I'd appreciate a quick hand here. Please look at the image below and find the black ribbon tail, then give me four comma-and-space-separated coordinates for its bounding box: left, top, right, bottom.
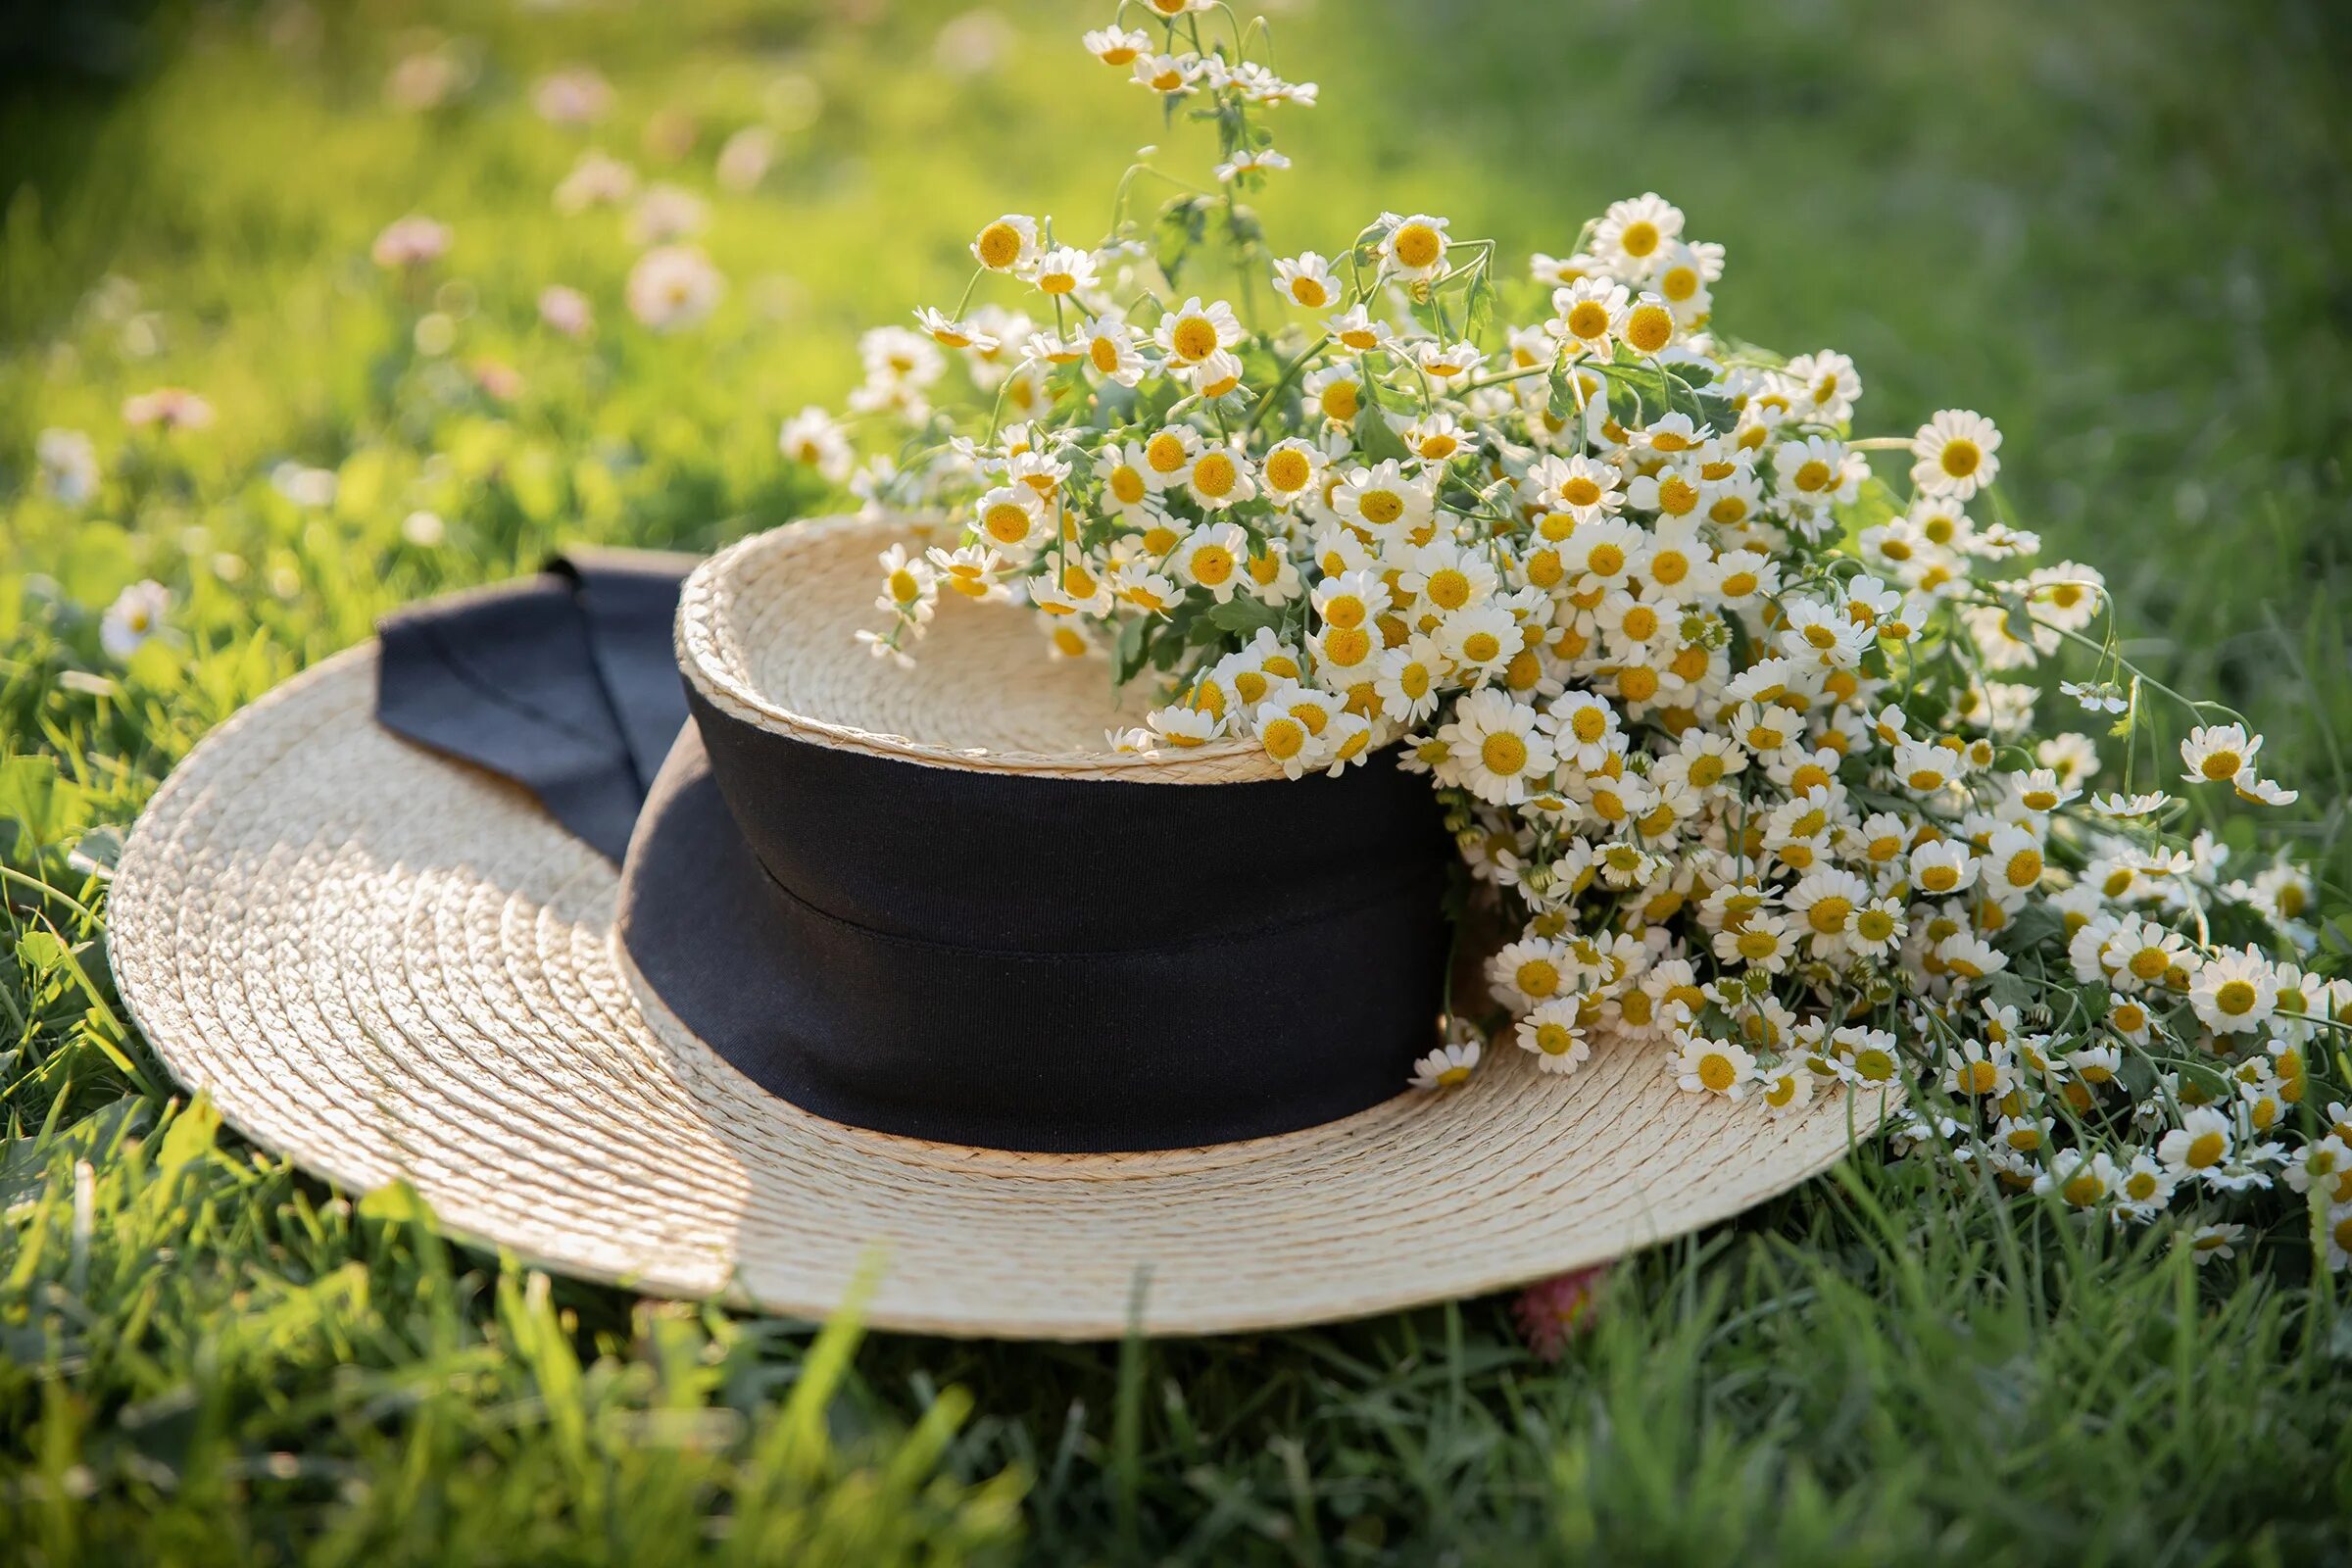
374, 551, 696, 862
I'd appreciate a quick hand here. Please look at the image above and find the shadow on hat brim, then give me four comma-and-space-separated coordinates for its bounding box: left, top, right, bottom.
110, 644, 1893, 1340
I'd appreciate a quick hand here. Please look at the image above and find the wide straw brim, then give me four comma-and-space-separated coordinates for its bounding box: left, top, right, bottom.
111, 534, 1891, 1340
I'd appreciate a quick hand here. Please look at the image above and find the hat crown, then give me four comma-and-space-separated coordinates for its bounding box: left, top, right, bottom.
680, 516, 1280, 782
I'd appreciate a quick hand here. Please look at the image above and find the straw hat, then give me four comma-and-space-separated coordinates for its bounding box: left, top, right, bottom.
110, 514, 1889, 1339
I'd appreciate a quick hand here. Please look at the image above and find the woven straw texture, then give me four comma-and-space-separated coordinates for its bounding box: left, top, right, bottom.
681, 515, 1284, 780
109, 518, 1891, 1340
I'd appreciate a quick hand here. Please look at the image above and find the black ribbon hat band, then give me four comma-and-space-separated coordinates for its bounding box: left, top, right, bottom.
377, 554, 1452, 1153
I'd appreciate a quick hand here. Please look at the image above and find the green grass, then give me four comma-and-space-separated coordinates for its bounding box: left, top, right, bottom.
4, 0, 2350, 1559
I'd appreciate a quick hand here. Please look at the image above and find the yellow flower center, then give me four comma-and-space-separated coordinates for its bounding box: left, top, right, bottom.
983, 502, 1032, 545
2214, 979, 2258, 1016
1265, 449, 1311, 492
1626, 304, 1673, 354
1793, 460, 1832, 493
1169, 315, 1220, 363
1191, 453, 1238, 498
1938, 439, 1981, 478
1356, 489, 1405, 526
1392, 222, 1442, 270
2006, 849, 2042, 888
1565, 301, 1610, 341
1262, 718, 1305, 760
1661, 265, 1697, 302
1322, 626, 1372, 667
975, 221, 1023, 270
1698, 1053, 1737, 1092
1146, 432, 1190, 473
2199, 750, 2241, 781
1461, 631, 1502, 664
1109, 466, 1147, 505
2185, 1130, 2226, 1169
1190, 545, 1235, 586
1587, 543, 1625, 576
1619, 220, 1660, 258
1806, 897, 1853, 936
1477, 738, 1533, 785
1090, 337, 1121, 374
1425, 567, 1472, 611
1516, 958, 1560, 998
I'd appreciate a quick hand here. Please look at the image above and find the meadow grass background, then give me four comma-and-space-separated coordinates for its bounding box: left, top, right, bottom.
3, 0, 2350, 1560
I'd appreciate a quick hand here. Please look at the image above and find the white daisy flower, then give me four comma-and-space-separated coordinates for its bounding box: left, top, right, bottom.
1438, 689, 1556, 806
100, 579, 171, 662
1514, 1002, 1592, 1075
1082, 26, 1151, 66
1409, 1037, 1481, 1091
1030, 246, 1100, 298
1153, 296, 1245, 365
1672, 1031, 1755, 1100
780, 407, 854, 483
1592, 192, 1684, 277
970, 214, 1042, 273
1909, 409, 2002, 500
1271, 252, 1339, 310
2188, 947, 2279, 1035
1375, 212, 1450, 281
1169, 521, 1249, 602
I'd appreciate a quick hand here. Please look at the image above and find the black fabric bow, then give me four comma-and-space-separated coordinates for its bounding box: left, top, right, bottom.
375, 551, 695, 862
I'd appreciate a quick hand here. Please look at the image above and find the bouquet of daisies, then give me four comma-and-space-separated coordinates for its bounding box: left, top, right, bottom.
777, 0, 2351, 1266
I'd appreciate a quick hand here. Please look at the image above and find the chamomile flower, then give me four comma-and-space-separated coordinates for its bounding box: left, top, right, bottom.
1214, 147, 1291, 182
1131, 52, 1203, 95
1153, 296, 1244, 365
1331, 461, 1435, 544
2181, 725, 2265, 788
1592, 193, 1683, 278
1376, 212, 1450, 281
1083, 26, 1151, 66
926, 543, 1010, 604
1909, 410, 2002, 500
973, 484, 1047, 551
100, 580, 171, 662
1270, 252, 1339, 310
1440, 689, 1556, 806
1029, 246, 1100, 299
1673, 1031, 1755, 1100
1514, 1002, 1592, 1074
1302, 364, 1364, 426
1440, 605, 1524, 688
1526, 453, 1624, 524
2189, 947, 2279, 1035
970, 214, 1041, 273
1258, 437, 1325, 506
1409, 1037, 1481, 1091
1170, 522, 1250, 602
1757, 1062, 1815, 1114
779, 407, 854, 483
1375, 636, 1446, 724
1180, 445, 1257, 511
1546, 277, 1629, 359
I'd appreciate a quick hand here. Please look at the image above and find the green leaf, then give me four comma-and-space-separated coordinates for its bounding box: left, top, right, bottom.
1463, 270, 1497, 345
1353, 400, 1412, 466
1202, 597, 1282, 637
1113, 615, 1154, 686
